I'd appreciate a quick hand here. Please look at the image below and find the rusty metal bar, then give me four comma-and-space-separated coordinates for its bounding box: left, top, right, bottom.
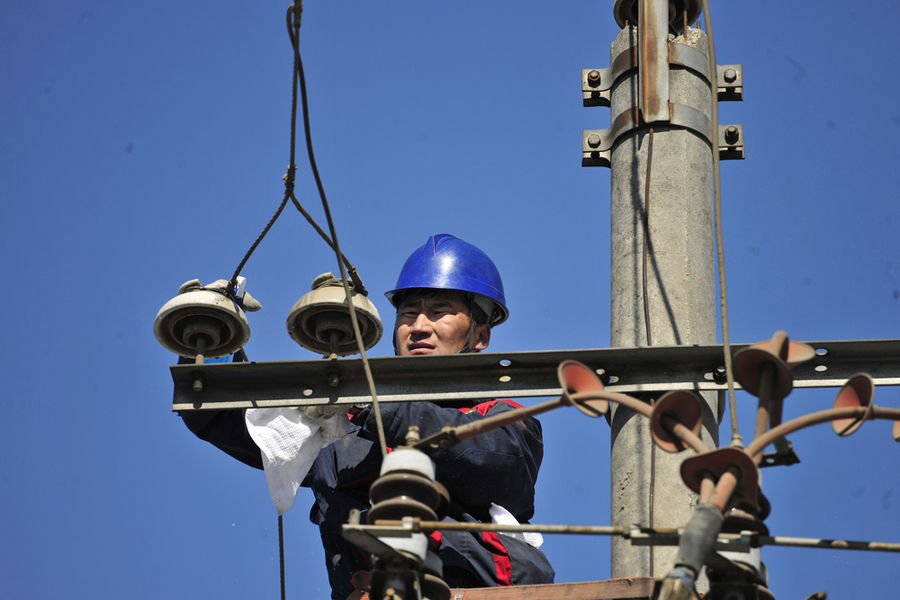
363, 519, 629, 537
709, 468, 740, 512
170, 339, 900, 411
660, 413, 710, 454
638, 0, 670, 122
345, 519, 900, 554
414, 388, 700, 457
746, 405, 900, 462
758, 536, 900, 553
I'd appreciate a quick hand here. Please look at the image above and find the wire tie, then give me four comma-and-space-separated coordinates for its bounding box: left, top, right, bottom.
283, 165, 297, 190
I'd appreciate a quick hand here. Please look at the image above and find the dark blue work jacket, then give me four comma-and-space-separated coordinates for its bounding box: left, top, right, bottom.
181, 397, 554, 599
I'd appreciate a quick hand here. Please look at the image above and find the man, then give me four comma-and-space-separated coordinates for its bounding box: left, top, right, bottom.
181, 234, 554, 599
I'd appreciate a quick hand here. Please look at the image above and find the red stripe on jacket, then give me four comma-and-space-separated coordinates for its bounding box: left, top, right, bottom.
459, 399, 524, 416
480, 531, 513, 586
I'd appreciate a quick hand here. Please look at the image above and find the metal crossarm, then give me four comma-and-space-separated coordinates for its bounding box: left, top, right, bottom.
171, 339, 900, 411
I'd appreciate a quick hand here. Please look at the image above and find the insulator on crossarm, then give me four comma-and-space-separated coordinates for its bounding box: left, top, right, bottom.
831, 373, 874, 437
154, 280, 250, 358
286, 272, 383, 356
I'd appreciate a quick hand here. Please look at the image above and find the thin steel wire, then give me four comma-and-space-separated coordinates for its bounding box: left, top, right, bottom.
287, 1, 387, 457
702, 0, 742, 447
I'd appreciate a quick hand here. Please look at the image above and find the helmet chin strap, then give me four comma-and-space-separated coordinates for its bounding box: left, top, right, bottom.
456, 320, 482, 354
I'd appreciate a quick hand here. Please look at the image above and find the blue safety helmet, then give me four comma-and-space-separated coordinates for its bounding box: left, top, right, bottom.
386, 234, 509, 326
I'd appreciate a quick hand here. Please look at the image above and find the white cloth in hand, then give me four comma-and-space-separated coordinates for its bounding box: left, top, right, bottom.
245, 406, 349, 514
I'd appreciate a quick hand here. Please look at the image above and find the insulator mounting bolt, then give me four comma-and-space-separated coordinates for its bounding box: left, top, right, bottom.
587, 70, 602, 87
724, 126, 740, 145
723, 68, 737, 83
587, 134, 602, 149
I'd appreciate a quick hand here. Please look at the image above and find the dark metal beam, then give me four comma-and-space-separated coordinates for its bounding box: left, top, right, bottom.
171, 339, 900, 411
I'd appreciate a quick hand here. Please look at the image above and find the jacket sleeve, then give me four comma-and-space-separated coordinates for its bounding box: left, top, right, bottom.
359, 401, 543, 521
302, 421, 383, 492
175, 352, 263, 469
179, 409, 263, 469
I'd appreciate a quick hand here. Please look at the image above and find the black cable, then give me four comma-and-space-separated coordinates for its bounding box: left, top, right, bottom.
288, 192, 366, 294
278, 514, 286, 600
226, 2, 367, 297
286, 1, 387, 455
229, 189, 291, 293
227, 20, 302, 293
284, 4, 367, 296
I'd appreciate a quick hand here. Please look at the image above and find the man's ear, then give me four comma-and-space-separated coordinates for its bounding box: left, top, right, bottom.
472, 323, 491, 352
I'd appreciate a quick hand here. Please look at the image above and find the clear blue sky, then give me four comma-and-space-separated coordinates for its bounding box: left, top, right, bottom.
2, 1, 898, 598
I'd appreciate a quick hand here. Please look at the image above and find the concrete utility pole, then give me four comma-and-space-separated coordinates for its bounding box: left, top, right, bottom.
582, 0, 744, 579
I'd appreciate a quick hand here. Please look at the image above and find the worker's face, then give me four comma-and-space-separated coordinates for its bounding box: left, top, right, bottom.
394, 291, 491, 356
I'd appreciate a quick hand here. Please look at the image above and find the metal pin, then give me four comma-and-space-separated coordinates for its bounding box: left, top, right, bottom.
193, 337, 207, 392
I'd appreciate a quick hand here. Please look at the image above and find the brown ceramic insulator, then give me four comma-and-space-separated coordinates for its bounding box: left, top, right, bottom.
680, 447, 760, 512
831, 373, 875, 437
733, 346, 792, 399
557, 360, 608, 418
733, 331, 815, 397
650, 390, 703, 453
784, 341, 817, 367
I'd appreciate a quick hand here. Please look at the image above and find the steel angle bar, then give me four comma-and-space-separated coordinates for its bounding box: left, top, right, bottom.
170, 339, 900, 411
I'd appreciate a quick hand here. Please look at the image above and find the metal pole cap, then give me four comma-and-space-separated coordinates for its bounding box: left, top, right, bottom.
613, 0, 702, 35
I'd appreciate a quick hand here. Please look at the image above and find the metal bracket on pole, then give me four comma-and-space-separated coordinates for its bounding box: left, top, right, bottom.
717, 64, 743, 101
582, 46, 743, 106
719, 123, 745, 160
582, 16, 745, 169
583, 104, 744, 165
